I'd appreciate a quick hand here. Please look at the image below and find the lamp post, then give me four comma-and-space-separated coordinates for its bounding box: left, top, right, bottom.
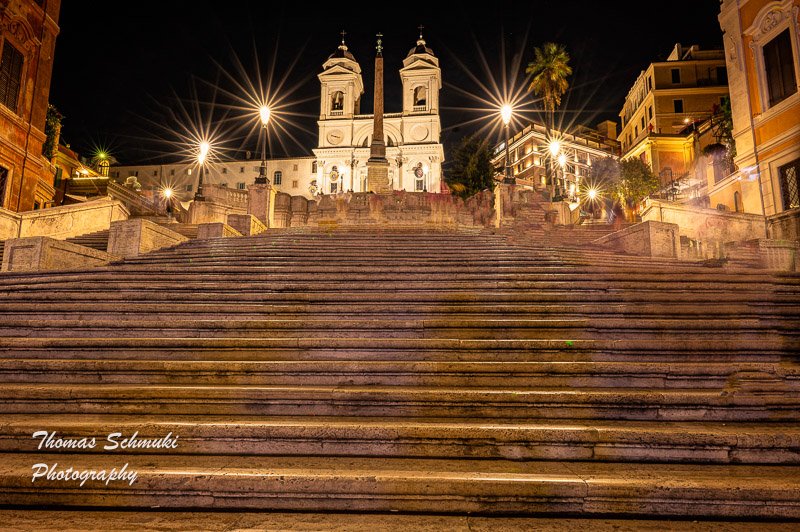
548, 139, 561, 200
162, 187, 174, 220
255, 105, 271, 184
500, 104, 514, 184
194, 141, 210, 201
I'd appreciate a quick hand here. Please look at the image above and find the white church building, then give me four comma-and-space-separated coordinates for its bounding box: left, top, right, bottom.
111, 33, 445, 201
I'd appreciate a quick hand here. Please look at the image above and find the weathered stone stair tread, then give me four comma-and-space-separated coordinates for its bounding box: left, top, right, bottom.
3, 415, 798, 463
3, 359, 794, 389
2, 383, 797, 421
2, 454, 800, 517
2, 511, 795, 532
1, 301, 798, 319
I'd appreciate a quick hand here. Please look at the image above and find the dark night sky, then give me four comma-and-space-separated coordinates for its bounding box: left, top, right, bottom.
49, 1, 724, 165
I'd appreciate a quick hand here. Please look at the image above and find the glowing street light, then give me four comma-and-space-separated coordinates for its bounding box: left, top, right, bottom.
548, 140, 561, 157
500, 105, 512, 126
255, 104, 271, 185
194, 141, 211, 201
558, 153, 567, 167
162, 187, 173, 199
588, 188, 598, 201
500, 104, 514, 184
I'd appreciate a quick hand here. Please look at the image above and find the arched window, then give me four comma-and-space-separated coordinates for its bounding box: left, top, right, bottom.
331, 91, 344, 112
734, 191, 742, 212
413, 86, 427, 107
311, 161, 318, 173
273, 171, 282, 185
387, 136, 395, 147
362, 137, 369, 148
413, 163, 425, 191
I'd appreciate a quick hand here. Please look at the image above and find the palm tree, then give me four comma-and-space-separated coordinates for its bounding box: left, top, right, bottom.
526, 43, 572, 198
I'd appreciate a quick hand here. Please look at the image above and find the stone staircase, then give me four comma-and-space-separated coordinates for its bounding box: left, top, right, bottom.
64, 229, 110, 251
0, 227, 799, 523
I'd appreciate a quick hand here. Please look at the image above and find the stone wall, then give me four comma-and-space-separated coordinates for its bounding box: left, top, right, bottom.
0, 198, 129, 241
107, 219, 188, 258
593, 221, 680, 258
641, 199, 767, 258
1, 236, 116, 273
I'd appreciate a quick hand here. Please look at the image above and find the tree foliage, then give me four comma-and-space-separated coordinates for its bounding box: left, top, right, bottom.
614, 158, 660, 206
526, 43, 572, 128
42, 105, 63, 160
588, 156, 620, 188
446, 136, 496, 199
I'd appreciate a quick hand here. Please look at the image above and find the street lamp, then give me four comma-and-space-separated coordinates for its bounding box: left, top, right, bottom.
194, 141, 210, 201
255, 105, 271, 184
500, 104, 514, 184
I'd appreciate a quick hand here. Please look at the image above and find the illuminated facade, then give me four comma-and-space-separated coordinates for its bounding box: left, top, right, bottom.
717, 0, 800, 218
490, 120, 620, 195
0, 0, 61, 212
618, 44, 730, 197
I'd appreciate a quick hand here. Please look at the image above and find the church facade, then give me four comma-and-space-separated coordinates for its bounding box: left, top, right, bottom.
111, 33, 445, 201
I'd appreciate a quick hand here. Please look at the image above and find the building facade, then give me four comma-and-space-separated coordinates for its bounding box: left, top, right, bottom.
112, 33, 445, 200
313, 34, 444, 195
718, 0, 800, 217
0, 0, 60, 212
491, 120, 621, 198
618, 44, 729, 195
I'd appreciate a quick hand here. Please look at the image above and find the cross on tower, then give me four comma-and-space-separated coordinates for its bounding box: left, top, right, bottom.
418, 25, 425, 40
340, 30, 347, 45
376, 32, 383, 53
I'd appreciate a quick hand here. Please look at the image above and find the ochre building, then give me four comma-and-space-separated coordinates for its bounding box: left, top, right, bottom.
0, 0, 60, 212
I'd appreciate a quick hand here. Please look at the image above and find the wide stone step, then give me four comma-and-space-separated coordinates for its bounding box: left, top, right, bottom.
0, 270, 792, 286
1, 454, 799, 517
1, 384, 796, 420
0, 321, 791, 340
0, 337, 793, 362
0, 301, 797, 319
2, 511, 793, 532
2, 415, 798, 464
1, 359, 793, 389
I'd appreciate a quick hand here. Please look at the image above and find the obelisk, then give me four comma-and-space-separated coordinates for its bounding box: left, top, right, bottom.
366, 33, 392, 193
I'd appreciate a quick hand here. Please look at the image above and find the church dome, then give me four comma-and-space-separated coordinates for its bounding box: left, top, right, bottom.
329, 33, 357, 62
407, 37, 434, 57
329, 43, 356, 62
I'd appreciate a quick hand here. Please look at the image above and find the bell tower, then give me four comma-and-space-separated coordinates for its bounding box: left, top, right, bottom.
400, 27, 441, 116
318, 32, 364, 121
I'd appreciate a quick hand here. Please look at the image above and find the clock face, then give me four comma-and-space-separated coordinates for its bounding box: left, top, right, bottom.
327, 130, 344, 145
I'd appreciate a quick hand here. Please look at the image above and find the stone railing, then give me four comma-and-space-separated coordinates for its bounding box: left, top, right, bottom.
641, 199, 767, 259
767, 208, 800, 242
204, 184, 249, 208
269, 190, 495, 229
107, 180, 160, 217
0, 198, 130, 241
